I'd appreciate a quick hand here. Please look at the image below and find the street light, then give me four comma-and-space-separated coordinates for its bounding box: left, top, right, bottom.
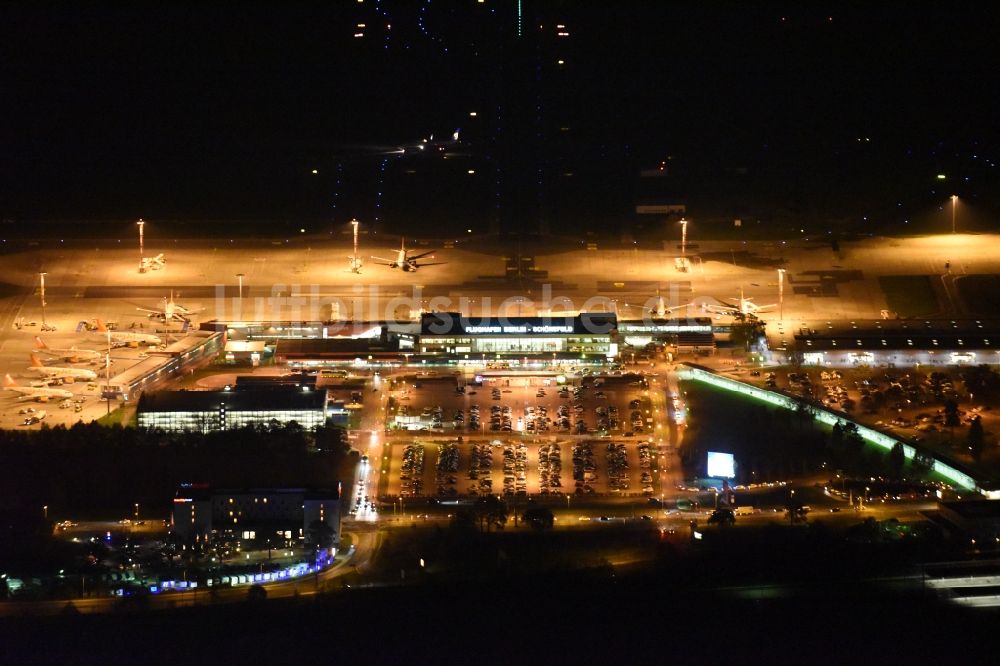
38, 272, 48, 330
679, 218, 688, 257
236, 273, 245, 316
136, 219, 145, 271
777, 268, 786, 321
950, 195, 958, 234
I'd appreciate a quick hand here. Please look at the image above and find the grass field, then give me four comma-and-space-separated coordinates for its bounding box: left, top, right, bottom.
878, 275, 940, 317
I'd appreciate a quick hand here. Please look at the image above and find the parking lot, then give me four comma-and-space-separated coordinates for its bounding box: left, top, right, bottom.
389, 372, 653, 437
381, 437, 661, 499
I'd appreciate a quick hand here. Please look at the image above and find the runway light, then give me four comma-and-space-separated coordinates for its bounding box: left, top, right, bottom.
936, 174, 947, 180
311, 169, 318, 174
467, 169, 476, 174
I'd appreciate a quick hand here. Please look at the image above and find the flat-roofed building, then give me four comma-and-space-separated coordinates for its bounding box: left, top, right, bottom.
137, 387, 328, 431
419, 312, 618, 358
171, 484, 340, 548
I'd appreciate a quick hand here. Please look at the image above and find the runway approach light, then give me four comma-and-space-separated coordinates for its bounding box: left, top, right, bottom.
311, 169, 319, 174
936, 174, 947, 180
469, 111, 477, 117
468, 169, 476, 174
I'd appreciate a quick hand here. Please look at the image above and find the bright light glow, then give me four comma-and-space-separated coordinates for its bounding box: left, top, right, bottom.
707, 451, 735, 478
937, 174, 947, 179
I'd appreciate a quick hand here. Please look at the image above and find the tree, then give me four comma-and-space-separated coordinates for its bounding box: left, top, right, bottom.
785, 498, 808, 525
944, 399, 960, 428
521, 506, 554, 530
306, 520, 335, 550
708, 508, 735, 527
449, 508, 477, 533
911, 452, 934, 475
961, 365, 1000, 403
968, 416, 985, 462
887, 442, 905, 478
474, 496, 508, 532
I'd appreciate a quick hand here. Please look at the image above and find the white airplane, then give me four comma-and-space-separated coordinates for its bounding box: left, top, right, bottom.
24, 353, 98, 383
140, 253, 165, 272
136, 290, 202, 322
624, 290, 686, 318
371, 239, 445, 272
677, 288, 775, 318
700, 288, 776, 317
34, 336, 102, 363
4, 374, 74, 401
95, 320, 162, 347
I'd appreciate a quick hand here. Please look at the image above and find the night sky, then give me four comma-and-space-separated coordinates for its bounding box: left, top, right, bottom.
1, 2, 998, 235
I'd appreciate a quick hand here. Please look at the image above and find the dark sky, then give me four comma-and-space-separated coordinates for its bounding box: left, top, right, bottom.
1, 1, 998, 234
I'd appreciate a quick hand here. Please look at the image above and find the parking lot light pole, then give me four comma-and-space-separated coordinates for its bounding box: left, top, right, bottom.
951, 195, 958, 234
777, 268, 786, 321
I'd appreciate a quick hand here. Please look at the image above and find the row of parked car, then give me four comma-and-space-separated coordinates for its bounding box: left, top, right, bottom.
435, 443, 459, 496
502, 442, 528, 495
538, 443, 563, 493
399, 444, 425, 496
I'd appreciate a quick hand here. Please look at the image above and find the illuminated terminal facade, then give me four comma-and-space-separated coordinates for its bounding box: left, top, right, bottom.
418, 312, 618, 358
137, 388, 328, 432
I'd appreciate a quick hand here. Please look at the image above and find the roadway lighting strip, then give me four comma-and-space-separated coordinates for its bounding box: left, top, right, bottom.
675, 365, 981, 494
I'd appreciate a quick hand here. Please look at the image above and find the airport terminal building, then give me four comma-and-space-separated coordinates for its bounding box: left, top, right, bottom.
417, 312, 619, 358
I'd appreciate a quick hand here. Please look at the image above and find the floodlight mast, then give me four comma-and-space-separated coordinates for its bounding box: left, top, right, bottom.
137, 219, 145, 272
350, 218, 362, 273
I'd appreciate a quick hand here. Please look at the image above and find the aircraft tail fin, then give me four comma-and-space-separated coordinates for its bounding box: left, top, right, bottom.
4, 373, 17, 388
34, 336, 48, 350
29, 353, 43, 367
95, 319, 108, 333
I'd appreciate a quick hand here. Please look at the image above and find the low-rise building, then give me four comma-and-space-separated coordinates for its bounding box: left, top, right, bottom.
171, 484, 341, 549
137, 387, 328, 431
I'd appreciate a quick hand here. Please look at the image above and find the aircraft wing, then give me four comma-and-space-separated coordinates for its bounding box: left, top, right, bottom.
136, 307, 165, 316
370, 256, 397, 265
414, 261, 447, 267
408, 250, 437, 260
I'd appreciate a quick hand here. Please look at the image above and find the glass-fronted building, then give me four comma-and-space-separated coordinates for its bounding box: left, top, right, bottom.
418, 312, 618, 358
138, 388, 328, 431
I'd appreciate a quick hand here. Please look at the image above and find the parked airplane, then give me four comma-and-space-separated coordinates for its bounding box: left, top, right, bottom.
624, 290, 686, 318
371, 239, 444, 272
669, 288, 775, 318
4, 374, 74, 401
94, 320, 162, 347
698, 288, 776, 317
24, 354, 98, 383
140, 253, 165, 272
34, 337, 102, 363
136, 290, 202, 322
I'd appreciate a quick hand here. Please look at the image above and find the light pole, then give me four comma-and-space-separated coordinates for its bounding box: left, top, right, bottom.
679, 218, 688, 258
950, 195, 958, 234
38, 272, 48, 329
777, 268, 786, 322
236, 273, 245, 317
137, 218, 145, 271
43, 505, 48, 520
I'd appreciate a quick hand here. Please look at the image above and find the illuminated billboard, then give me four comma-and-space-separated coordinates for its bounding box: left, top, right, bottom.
707, 451, 735, 479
